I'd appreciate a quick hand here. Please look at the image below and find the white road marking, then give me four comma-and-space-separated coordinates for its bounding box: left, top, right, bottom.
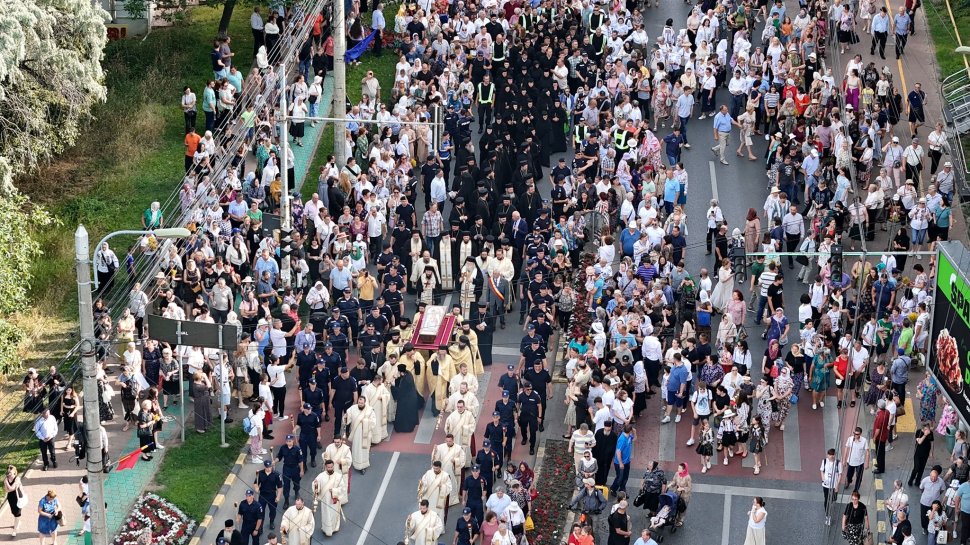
709, 161, 719, 201
720, 493, 733, 545
354, 451, 400, 545
693, 482, 817, 501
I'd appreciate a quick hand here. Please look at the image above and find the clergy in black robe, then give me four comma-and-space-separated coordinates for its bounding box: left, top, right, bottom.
534, 113, 554, 168
592, 421, 618, 485
549, 100, 569, 154
472, 302, 494, 367
391, 365, 421, 433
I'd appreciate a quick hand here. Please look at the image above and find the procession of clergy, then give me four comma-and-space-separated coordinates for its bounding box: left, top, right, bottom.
277, 308, 499, 545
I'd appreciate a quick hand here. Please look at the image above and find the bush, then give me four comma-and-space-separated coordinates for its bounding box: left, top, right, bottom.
0, 319, 25, 377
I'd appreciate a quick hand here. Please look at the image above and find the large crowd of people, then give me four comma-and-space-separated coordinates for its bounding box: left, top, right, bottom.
10, 0, 964, 543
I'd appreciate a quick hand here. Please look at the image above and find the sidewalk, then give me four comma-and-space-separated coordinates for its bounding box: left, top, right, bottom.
0, 396, 183, 544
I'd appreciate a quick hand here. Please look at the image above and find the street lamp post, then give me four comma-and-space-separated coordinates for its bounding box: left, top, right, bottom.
76, 225, 190, 545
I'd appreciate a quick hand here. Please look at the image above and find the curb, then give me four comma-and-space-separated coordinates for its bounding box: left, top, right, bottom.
188, 451, 247, 545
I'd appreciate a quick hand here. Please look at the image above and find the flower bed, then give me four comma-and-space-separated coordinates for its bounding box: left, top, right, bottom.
528, 439, 575, 545
112, 493, 196, 545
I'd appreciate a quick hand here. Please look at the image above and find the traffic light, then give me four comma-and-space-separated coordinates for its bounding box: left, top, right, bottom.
729, 244, 747, 283
830, 243, 843, 278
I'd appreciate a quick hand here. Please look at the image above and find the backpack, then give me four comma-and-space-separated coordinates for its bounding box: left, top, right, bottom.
242, 416, 253, 434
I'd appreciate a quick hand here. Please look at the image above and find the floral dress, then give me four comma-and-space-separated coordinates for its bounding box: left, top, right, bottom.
918, 378, 939, 424
772, 372, 794, 425
809, 354, 832, 392
864, 366, 888, 407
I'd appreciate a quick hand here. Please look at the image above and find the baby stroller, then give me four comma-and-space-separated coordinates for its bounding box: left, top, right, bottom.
648, 491, 684, 540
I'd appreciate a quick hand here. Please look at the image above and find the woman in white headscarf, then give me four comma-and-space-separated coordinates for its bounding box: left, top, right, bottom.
591, 322, 607, 360
255, 45, 269, 70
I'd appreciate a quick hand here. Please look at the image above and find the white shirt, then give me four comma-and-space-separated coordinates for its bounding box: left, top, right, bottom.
267, 364, 287, 388
641, 336, 663, 361
592, 406, 612, 432
850, 347, 870, 373
611, 398, 634, 423
821, 457, 841, 487
690, 388, 712, 416
845, 436, 868, 466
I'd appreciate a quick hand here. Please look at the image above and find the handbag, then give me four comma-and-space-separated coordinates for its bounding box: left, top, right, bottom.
938, 528, 950, 544
524, 515, 535, 532
796, 254, 809, 266
15, 487, 27, 509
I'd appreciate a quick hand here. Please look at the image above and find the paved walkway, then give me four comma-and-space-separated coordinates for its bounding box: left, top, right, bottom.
0, 396, 181, 544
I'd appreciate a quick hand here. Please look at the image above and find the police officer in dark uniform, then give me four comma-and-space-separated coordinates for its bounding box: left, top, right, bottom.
254, 459, 283, 529
517, 381, 542, 455
275, 435, 305, 509
494, 390, 517, 457
364, 306, 389, 335
320, 342, 342, 381
523, 360, 552, 432
329, 324, 350, 362
474, 440, 501, 495
463, 465, 488, 525
483, 413, 509, 467
330, 367, 358, 438
237, 489, 265, 545
358, 323, 384, 368
325, 307, 350, 340
497, 365, 519, 399
293, 403, 321, 467
454, 507, 480, 545
295, 344, 318, 390
302, 375, 328, 424
337, 288, 363, 343
519, 335, 546, 373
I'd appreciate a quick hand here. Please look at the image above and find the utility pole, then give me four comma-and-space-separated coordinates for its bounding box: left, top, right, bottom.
333, 0, 348, 167
75, 225, 109, 545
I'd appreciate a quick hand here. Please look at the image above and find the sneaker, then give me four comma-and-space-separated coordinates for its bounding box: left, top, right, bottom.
238, 403, 249, 409
825, 516, 831, 526
684, 143, 692, 149
707, 462, 712, 470
686, 438, 695, 446
812, 403, 817, 410
723, 458, 729, 465
251, 456, 264, 464
259, 449, 268, 455
675, 414, 682, 423
820, 401, 825, 408
661, 416, 671, 424
156, 445, 165, 449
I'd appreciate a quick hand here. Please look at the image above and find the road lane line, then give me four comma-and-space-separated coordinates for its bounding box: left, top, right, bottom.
720, 494, 733, 545
824, 396, 840, 450
354, 451, 400, 545
783, 402, 802, 471
709, 161, 719, 201
693, 482, 817, 501
659, 417, 677, 461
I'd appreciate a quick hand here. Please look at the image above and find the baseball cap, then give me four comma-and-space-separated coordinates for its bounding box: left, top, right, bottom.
463, 507, 472, 514
303, 403, 312, 410
502, 390, 510, 397
245, 489, 255, 496
263, 460, 273, 467
286, 434, 295, 440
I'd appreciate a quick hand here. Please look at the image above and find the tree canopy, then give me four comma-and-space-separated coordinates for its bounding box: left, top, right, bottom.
0, 0, 109, 193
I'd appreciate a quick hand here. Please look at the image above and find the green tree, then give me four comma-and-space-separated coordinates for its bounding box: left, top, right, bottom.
0, 0, 109, 189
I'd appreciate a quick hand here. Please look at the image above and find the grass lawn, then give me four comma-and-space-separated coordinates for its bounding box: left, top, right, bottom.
154, 425, 249, 521
924, 0, 970, 81
18, 6, 253, 322
302, 6, 399, 198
